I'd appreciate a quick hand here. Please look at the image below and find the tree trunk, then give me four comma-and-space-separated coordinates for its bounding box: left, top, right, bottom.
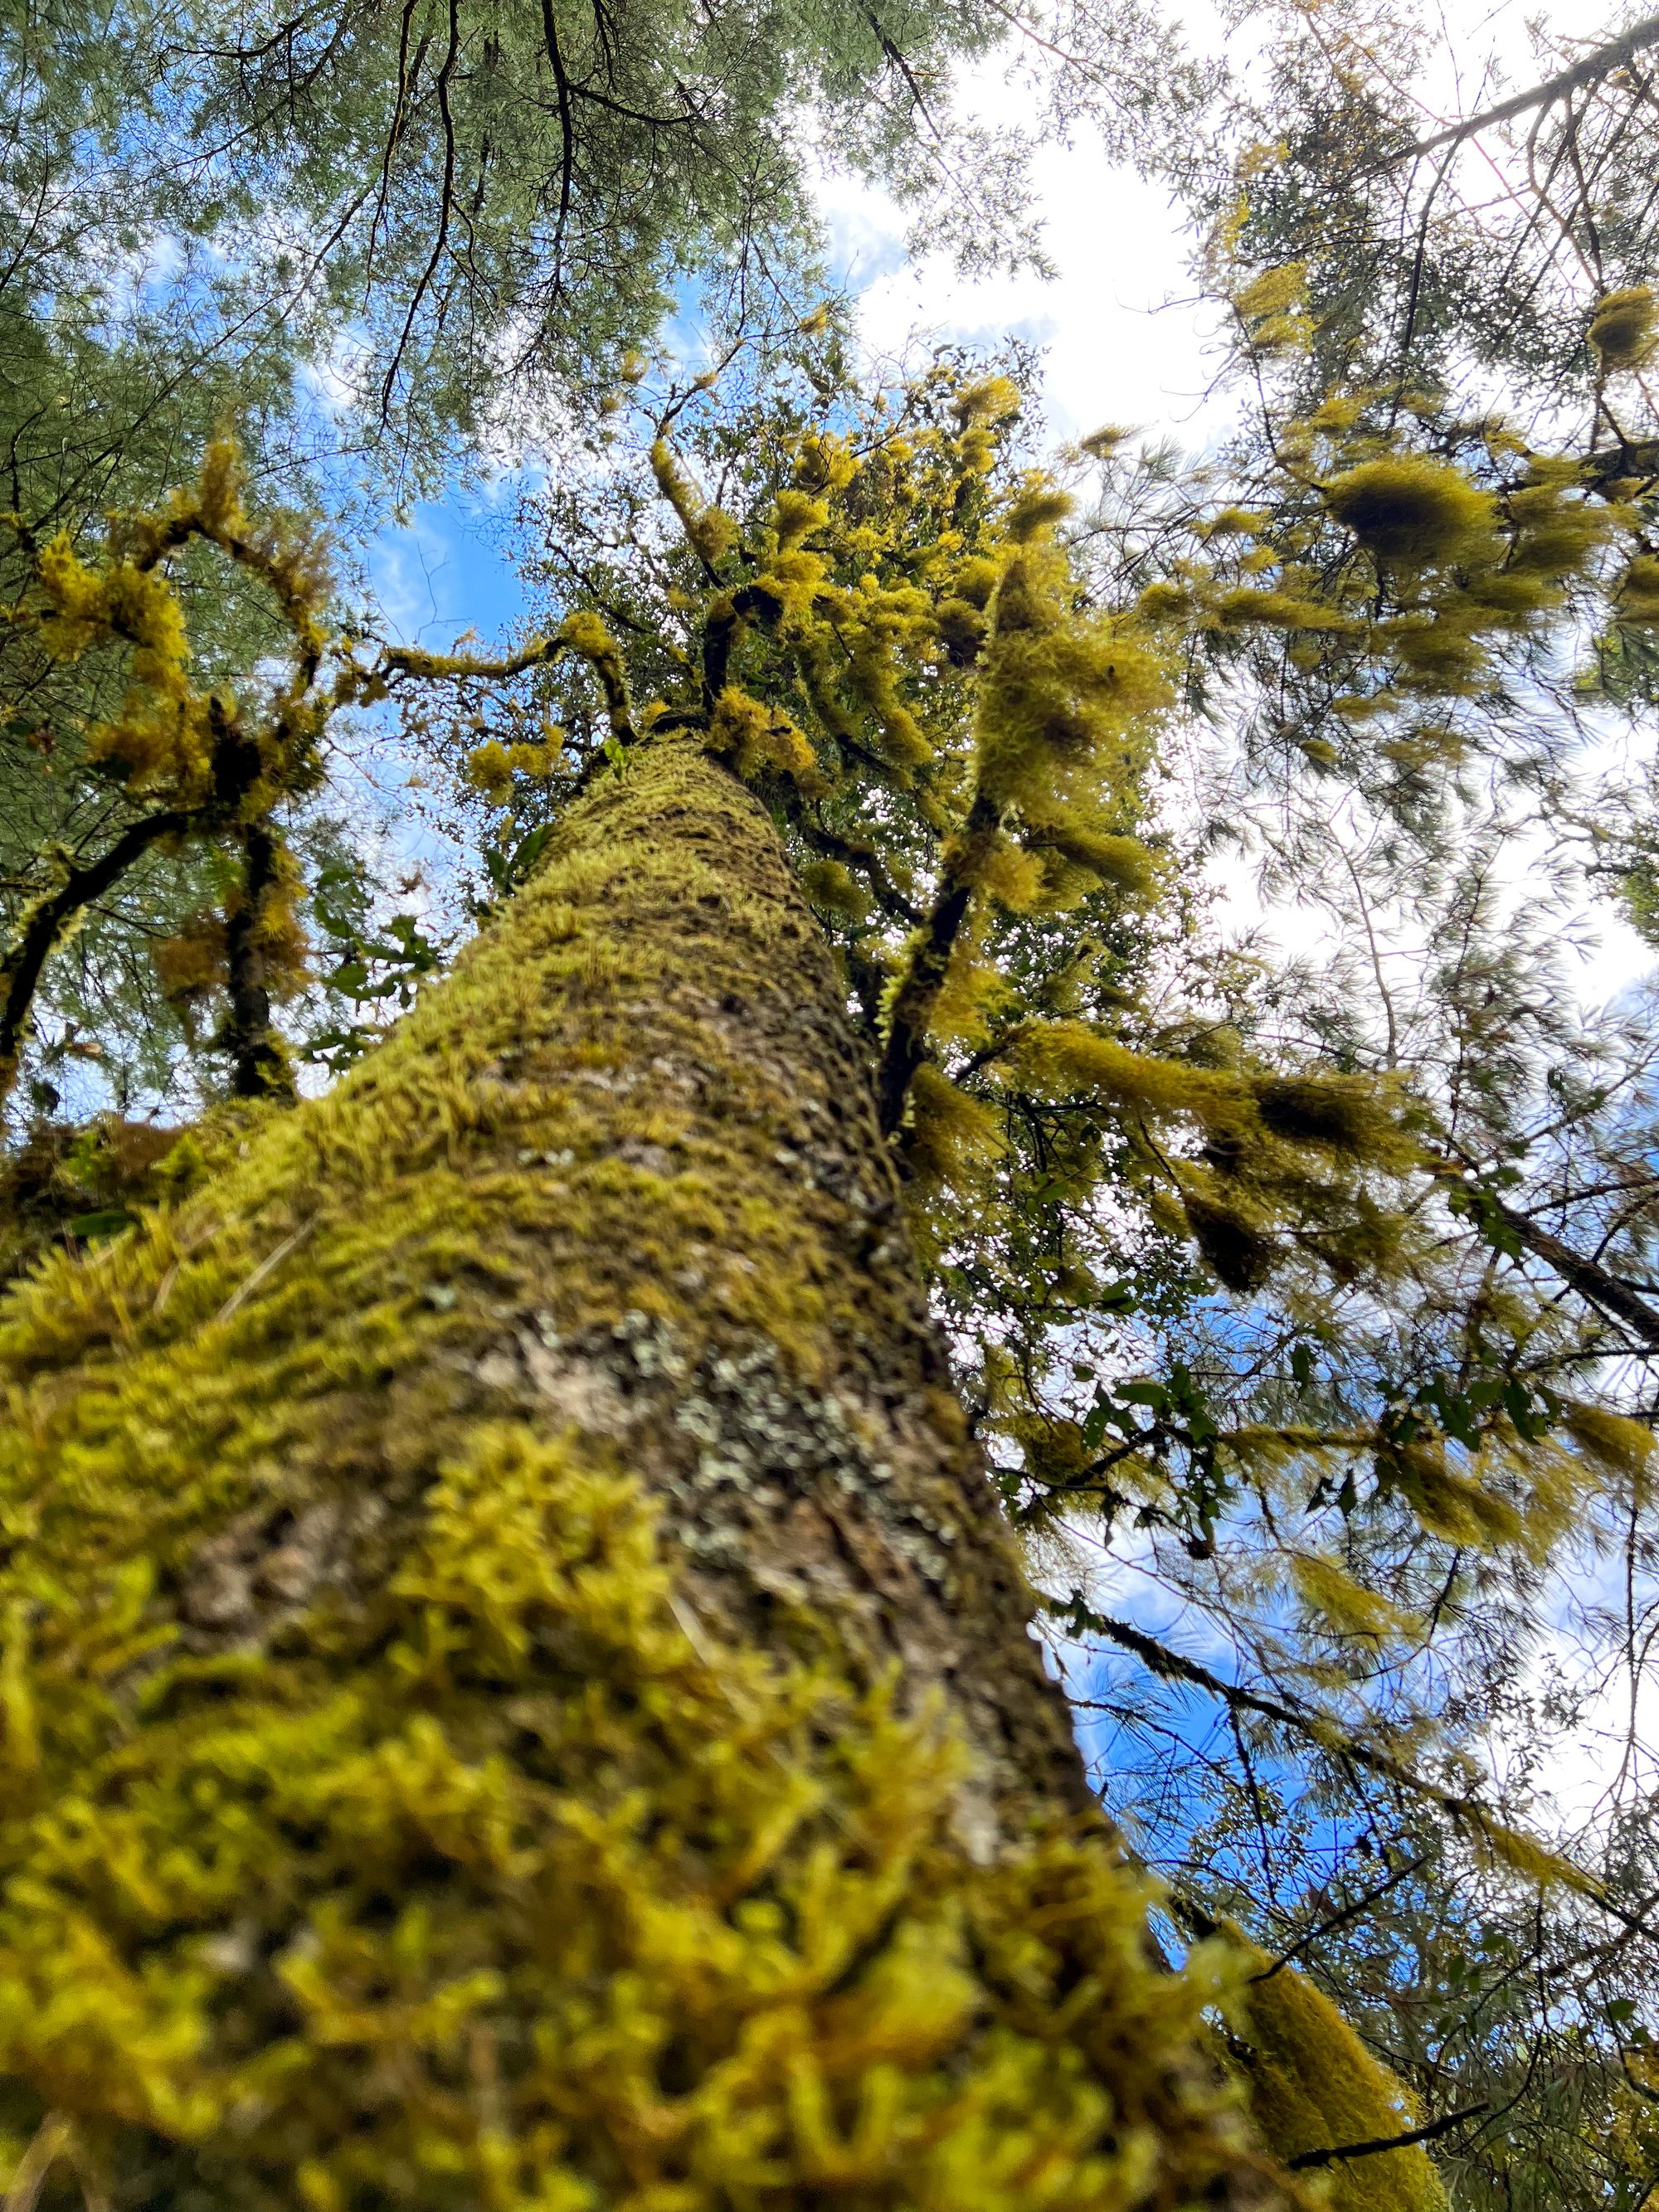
0, 740, 1265, 2210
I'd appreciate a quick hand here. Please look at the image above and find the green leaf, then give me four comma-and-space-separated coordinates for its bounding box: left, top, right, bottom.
66, 1208, 136, 1244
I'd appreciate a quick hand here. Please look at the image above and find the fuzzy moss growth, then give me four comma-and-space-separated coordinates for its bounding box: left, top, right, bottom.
1322, 458, 1496, 568
1562, 1398, 1654, 1487
1226, 1939, 1447, 2212
0, 1411, 1253, 2210
0, 737, 1272, 2212
1589, 285, 1657, 370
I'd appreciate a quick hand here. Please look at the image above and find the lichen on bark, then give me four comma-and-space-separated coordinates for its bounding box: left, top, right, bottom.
0, 737, 1278, 2211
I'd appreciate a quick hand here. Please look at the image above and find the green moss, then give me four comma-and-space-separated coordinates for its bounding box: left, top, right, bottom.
1562, 1399, 1653, 1488
1226, 1938, 1447, 2212
1179, 1189, 1276, 1296
1589, 286, 1657, 370
0, 1412, 1251, 2210
1322, 459, 1495, 568
1376, 1442, 1524, 1549
974, 547, 1168, 814
1253, 1076, 1404, 1159
1617, 554, 1659, 625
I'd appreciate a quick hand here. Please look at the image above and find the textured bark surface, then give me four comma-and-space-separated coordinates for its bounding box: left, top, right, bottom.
0, 738, 1267, 2210
469, 742, 1093, 1826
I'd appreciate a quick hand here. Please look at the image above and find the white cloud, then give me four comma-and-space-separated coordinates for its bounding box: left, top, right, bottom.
815, 95, 1237, 451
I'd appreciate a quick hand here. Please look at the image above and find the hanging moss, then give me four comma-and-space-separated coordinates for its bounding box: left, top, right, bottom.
1253, 1075, 1407, 1160
1588, 285, 1657, 370
1290, 1555, 1421, 1650
1225, 1937, 1447, 2212
1232, 264, 1311, 357
974, 546, 1168, 814
797, 858, 871, 921
1180, 1189, 1276, 1295
1561, 1399, 1653, 1489
1376, 1441, 1525, 1548
1321, 458, 1496, 567
1616, 553, 1659, 625
904, 1062, 1006, 1185
1024, 823, 1160, 901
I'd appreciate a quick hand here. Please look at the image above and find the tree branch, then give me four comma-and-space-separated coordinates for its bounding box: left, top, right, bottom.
873, 795, 997, 1135
1287, 2100, 1491, 2170
1405, 15, 1659, 158
1248, 1855, 1429, 1983
1487, 1184, 1659, 1349
1063, 1600, 1647, 1932
0, 812, 190, 1104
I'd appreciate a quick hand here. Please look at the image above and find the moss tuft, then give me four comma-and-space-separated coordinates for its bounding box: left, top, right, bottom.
1253, 1075, 1404, 1159
1225, 1936, 1447, 2212
1378, 1442, 1525, 1548
1180, 1190, 1276, 1295
1322, 458, 1496, 567
1589, 285, 1657, 370
1562, 1399, 1652, 1489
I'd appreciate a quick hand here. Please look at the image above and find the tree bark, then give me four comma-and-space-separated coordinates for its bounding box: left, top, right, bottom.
1493, 1195, 1659, 1349
221, 820, 297, 1101
0, 739, 1266, 2210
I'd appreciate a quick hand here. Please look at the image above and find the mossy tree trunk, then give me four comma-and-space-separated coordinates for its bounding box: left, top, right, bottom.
0, 740, 1262, 2210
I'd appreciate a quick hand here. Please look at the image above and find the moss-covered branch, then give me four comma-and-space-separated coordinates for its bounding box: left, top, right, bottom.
220, 819, 298, 1100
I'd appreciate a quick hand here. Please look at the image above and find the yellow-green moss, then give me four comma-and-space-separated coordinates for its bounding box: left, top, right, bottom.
1322, 459, 1496, 569
1291, 1555, 1421, 1650
0, 1414, 1249, 2210
1589, 286, 1657, 370
1226, 1939, 1447, 2212
1562, 1399, 1653, 1488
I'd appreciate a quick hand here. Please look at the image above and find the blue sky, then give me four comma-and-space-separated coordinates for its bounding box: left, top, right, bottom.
369, 488, 532, 652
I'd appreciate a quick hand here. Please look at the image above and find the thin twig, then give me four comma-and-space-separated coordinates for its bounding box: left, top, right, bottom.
211, 1218, 317, 1329
1404, 16, 1659, 158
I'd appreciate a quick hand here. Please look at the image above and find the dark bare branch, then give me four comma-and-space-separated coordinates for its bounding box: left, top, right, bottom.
0, 811, 190, 1099
875, 789, 999, 1135
1287, 2101, 1491, 2171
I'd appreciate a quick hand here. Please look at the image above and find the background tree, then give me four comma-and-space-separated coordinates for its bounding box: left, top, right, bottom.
972, 7, 1659, 2199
